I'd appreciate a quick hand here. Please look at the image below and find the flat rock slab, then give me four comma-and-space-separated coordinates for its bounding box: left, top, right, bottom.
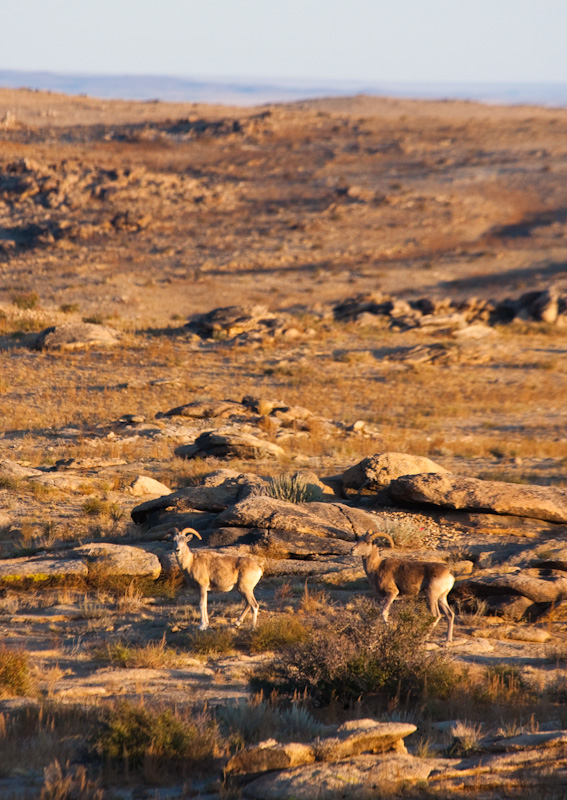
390, 472, 567, 523
315, 720, 417, 760
461, 570, 567, 603
0, 556, 88, 583
33, 322, 120, 351
243, 754, 440, 799
73, 543, 161, 579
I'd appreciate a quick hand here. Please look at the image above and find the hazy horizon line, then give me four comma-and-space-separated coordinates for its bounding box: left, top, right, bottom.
1, 68, 567, 107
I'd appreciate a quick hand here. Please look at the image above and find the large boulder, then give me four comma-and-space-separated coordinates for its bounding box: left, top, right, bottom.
129, 476, 172, 497
342, 452, 447, 494
33, 322, 120, 351
225, 740, 315, 778
175, 431, 285, 461
389, 472, 567, 523
73, 543, 161, 579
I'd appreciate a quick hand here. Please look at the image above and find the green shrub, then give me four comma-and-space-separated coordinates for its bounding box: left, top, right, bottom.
250, 602, 461, 707
0, 648, 33, 697
265, 473, 323, 503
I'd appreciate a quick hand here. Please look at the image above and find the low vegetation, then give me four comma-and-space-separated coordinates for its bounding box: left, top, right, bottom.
250, 601, 462, 708
92, 701, 221, 778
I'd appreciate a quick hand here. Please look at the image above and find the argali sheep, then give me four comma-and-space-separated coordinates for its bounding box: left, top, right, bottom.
169, 527, 263, 631
352, 531, 455, 642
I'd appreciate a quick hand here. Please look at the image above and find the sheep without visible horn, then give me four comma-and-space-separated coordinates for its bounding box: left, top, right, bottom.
170, 527, 263, 630
352, 530, 455, 642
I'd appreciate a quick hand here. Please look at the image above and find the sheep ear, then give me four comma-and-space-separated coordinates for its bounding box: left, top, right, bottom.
164, 527, 180, 541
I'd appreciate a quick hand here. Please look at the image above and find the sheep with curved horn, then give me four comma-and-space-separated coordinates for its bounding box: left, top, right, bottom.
169, 527, 263, 631
352, 530, 455, 642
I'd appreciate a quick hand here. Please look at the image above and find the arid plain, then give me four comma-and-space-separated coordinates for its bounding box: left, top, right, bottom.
1, 87, 567, 798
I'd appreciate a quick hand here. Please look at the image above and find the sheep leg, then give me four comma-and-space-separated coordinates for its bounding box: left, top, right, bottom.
427, 595, 443, 631
380, 588, 398, 623
438, 595, 455, 642
235, 589, 259, 628
199, 585, 209, 631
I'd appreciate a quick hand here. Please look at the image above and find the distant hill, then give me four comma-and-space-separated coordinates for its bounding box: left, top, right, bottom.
1, 69, 566, 107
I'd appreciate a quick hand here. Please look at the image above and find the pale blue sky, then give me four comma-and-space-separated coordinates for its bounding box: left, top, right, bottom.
2, 0, 566, 84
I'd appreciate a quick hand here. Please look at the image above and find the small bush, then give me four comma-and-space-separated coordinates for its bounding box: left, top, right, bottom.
40, 759, 103, 800
59, 303, 80, 314
92, 700, 220, 775
11, 291, 39, 310
250, 603, 462, 707
265, 473, 323, 503
247, 616, 310, 653
81, 498, 121, 519
0, 648, 33, 697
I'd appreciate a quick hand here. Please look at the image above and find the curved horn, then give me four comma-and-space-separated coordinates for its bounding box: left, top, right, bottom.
368, 530, 395, 548
179, 527, 202, 540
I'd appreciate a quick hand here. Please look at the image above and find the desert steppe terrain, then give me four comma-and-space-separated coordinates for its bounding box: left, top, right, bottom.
1, 87, 567, 798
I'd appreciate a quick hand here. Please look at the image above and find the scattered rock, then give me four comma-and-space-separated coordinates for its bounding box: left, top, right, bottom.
175, 431, 286, 461
159, 399, 243, 419
129, 476, 172, 497
33, 322, 120, 351
225, 740, 315, 778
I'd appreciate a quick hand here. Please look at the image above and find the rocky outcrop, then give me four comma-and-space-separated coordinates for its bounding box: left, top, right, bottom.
131, 470, 267, 526
215, 496, 377, 542
186, 304, 303, 344
243, 754, 438, 799
389, 472, 567, 523
225, 719, 416, 782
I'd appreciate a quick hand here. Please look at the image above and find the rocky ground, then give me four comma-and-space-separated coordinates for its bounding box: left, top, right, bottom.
0, 88, 567, 798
